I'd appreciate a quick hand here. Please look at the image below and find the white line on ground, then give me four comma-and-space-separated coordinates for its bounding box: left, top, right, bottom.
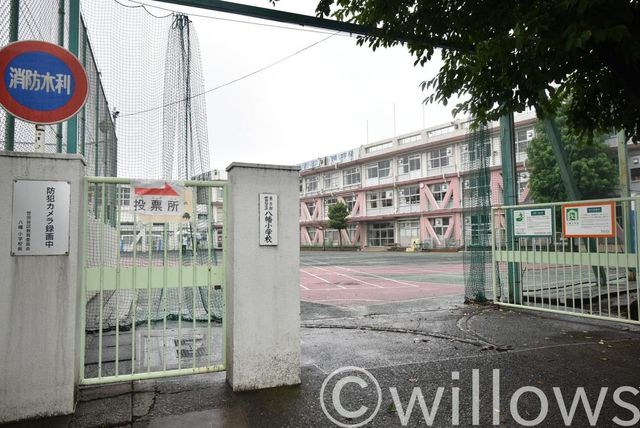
300, 285, 417, 291
300, 268, 332, 284
305, 263, 385, 288
306, 258, 425, 288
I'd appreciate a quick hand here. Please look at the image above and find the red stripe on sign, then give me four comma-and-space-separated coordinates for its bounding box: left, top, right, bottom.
134, 184, 179, 196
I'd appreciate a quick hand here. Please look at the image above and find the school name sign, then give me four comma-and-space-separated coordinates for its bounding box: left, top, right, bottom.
0, 40, 88, 124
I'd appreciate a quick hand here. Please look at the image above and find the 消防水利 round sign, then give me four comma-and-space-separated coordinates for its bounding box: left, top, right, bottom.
0, 40, 88, 124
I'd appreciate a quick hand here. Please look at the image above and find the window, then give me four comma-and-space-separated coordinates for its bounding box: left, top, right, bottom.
430, 217, 450, 238
398, 134, 421, 145
516, 128, 534, 153
323, 172, 339, 190
399, 186, 420, 206
367, 164, 378, 179
463, 140, 491, 163
343, 195, 356, 213
466, 214, 491, 246
518, 172, 529, 197
367, 190, 393, 209
367, 222, 395, 246
428, 125, 455, 138
120, 187, 131, 206
365, 141, 393, 153
366, 160, 391, 179
464, 176, 487, 193
346, 224, 358, 242
398, 153, 421, 174
378, 160, 391, 177
305, 201, 316, 217
429, 147, 451, 168
305, 176, 318, 192
430, 183, 449, 202
343, 167, 361, 186
299, 159, 321, 171
324, 197, 338, 217
398, 220, 420, 247
299, 179, 303, 193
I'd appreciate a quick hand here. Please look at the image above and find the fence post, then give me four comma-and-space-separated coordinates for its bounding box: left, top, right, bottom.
224, 163, 301, 391
500, 112, 521, 303
66, 0, 80, 154
3, 0, 19, 152
0, 152, 86, 422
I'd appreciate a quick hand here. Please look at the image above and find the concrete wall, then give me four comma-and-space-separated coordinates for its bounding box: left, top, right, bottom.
0, 152, 85, 422
225, 163, 301, 391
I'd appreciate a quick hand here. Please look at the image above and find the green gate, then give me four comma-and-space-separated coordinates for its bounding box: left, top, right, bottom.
80, 177, 226, 385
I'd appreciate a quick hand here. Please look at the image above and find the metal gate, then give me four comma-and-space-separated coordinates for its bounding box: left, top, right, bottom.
492, 197, 640, 325
80, 177, 226, 385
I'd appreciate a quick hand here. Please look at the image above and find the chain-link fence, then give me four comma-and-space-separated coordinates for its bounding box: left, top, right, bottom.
0, 0, 117, 177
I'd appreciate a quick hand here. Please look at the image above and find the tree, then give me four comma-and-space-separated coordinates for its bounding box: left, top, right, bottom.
310, 0, 640, 141
327, 202, 349, 247
527, 107, 618, 203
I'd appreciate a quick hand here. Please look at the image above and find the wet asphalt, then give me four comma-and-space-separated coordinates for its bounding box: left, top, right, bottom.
4, 252, 640, 427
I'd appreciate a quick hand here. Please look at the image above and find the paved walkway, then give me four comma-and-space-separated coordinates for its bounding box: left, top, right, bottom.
7, 295, 640, 427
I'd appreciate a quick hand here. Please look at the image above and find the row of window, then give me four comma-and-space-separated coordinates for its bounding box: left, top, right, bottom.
301, 129, 534, 194
303, 218, 452, 247
302, 183, 454, 218
366, 218, 451, 246
303, 172, 531, 219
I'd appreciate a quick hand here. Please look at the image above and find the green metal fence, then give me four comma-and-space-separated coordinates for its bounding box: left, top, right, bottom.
81, 177, 226, 385
492, 197, 640, 325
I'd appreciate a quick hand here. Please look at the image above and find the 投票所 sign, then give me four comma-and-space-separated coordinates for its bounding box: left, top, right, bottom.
131, 180, 186, 224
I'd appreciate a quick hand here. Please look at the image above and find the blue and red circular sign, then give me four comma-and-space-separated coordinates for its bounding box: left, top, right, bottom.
0, 40, 88, 124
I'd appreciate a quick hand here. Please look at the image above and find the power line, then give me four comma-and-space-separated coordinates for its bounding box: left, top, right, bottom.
123, 0, 352, 37
120, 31, 337, 118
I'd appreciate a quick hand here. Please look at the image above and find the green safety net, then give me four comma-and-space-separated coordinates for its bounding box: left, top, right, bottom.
462, 125, 493, 302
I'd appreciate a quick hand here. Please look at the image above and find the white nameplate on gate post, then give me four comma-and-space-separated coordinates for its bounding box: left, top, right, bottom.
259, 193, 278, 246
11, 180, 71, 256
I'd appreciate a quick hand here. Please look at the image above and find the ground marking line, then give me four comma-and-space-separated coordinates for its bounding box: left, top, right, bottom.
301, 285, 416, 291
300, 268, 335, 285
299, 283, 310, 290
305, 258, 421, 288
303, 263, 384, 288
310, 298, 385, 303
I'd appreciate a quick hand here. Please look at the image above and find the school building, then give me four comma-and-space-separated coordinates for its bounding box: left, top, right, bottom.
297, 111, 547, 249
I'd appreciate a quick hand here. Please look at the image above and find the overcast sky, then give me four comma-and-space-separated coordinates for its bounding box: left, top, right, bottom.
140, 0, 460, 171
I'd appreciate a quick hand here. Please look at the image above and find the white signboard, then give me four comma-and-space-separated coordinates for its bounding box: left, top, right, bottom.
131, 180, 186, 224
11, 180, 70, 256
259, 193, 278, 246
513, 208, 553, 237
562, 202, 615, 238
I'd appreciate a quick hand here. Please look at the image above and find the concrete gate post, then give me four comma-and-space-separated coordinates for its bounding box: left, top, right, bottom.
0, 152, 85, 422
225, 163, 301, 391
